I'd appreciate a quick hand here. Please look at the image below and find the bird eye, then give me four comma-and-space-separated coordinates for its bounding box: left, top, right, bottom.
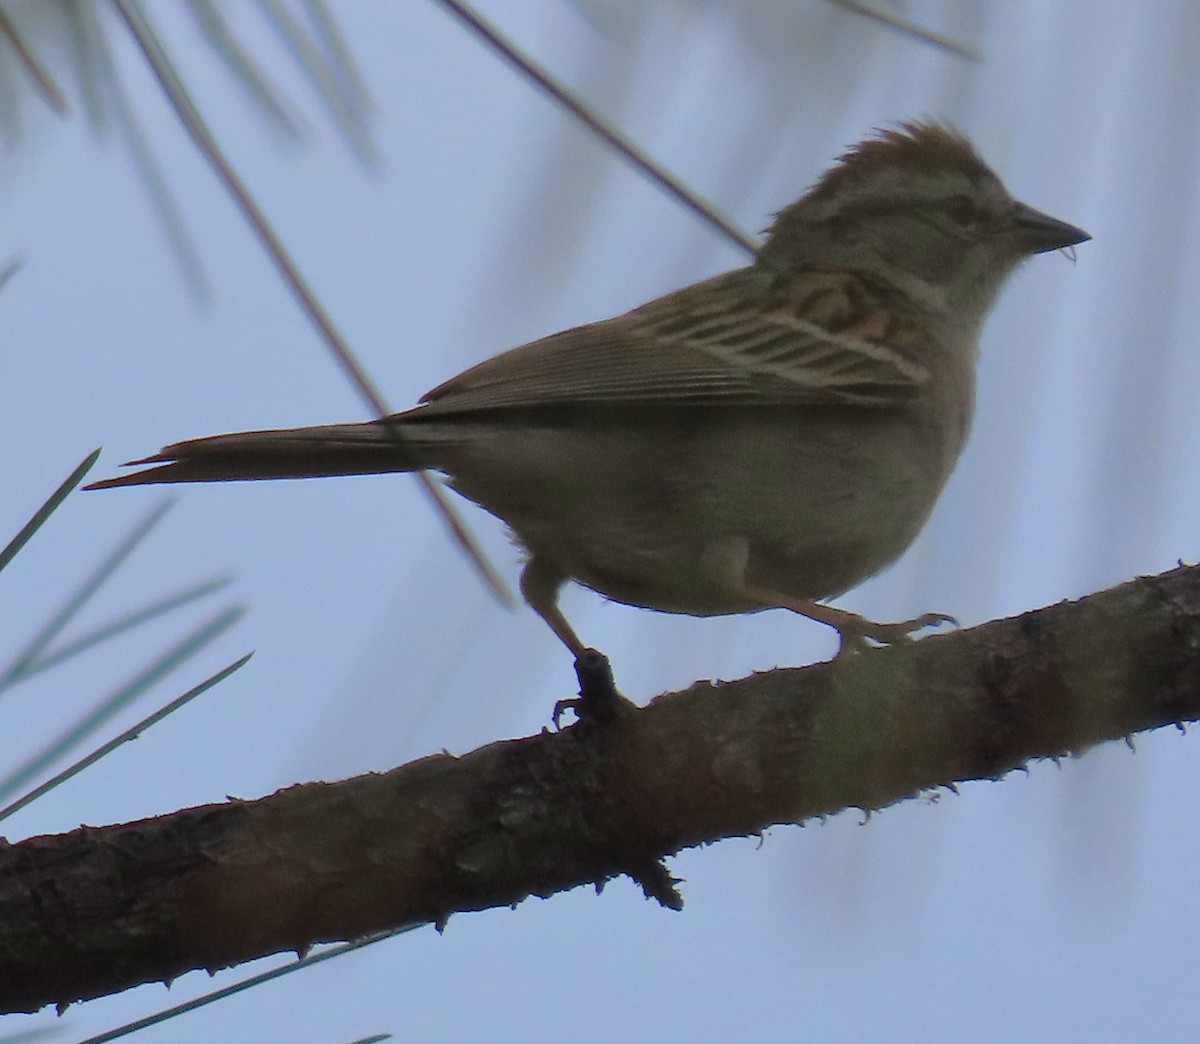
943, 194, 980, 227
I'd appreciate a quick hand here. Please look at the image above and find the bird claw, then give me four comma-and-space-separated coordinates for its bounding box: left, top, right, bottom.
834, 611, 957, 657
907, 611, 958, 631
552, 648, 636, 728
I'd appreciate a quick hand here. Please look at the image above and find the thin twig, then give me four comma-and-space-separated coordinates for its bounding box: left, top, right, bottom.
0, 605, 244, 804
255, 0, 379, 162
0, 256, 22, 292
185, 0, 306, 141
0, 653, 252, 825
0, 498, 176, 692
0, 448, 99, 577
4, 575, 235, 685
85, 2, 210, 295
110, 0, 511, 605
76, 927, 415, 1044
0, 2, 71, 115
299, 0, 374, 115
433, 0, 760, 256
825, 0, 979, 62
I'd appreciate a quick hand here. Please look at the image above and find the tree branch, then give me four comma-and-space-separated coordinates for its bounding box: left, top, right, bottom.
3, 564, 1199, 1014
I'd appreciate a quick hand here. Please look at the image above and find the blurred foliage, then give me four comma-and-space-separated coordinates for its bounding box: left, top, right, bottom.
0, 0, 375, 289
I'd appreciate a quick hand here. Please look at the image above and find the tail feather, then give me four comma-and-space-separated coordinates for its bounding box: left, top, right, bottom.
84, 421, 422, 490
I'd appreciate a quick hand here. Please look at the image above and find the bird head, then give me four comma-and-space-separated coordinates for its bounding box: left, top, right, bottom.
760, 122, 1090, 322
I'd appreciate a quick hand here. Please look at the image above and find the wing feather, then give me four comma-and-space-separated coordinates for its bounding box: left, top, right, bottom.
411, 266, 930, 418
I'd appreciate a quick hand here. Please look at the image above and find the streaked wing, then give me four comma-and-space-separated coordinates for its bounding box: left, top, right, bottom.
413, 266, 930, 418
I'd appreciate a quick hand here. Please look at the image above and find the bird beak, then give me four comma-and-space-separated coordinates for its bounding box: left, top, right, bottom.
1011, 201, 1091, 253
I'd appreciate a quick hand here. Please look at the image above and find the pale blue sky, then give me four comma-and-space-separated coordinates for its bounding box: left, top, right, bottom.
3, 2, 1199, 1041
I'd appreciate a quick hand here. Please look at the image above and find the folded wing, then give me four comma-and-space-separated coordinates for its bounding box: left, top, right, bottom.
413, 267, 931, 418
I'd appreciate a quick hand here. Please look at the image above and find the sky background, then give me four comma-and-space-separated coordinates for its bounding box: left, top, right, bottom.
4, 1, 1200, 1041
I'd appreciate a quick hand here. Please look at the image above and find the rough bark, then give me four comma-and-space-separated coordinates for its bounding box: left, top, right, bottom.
2, 564, 1199, 1014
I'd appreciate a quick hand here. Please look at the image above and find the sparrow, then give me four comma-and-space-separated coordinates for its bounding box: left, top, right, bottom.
87, 122, 1089, 660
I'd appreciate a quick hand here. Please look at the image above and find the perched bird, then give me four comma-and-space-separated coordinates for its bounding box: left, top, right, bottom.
88, 122, 1089, 659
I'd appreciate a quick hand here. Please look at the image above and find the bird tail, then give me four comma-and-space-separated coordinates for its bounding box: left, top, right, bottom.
84, 421, 426, 490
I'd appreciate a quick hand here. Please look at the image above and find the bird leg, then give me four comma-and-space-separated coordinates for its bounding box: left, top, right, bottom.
520, 556, 586, 657
559, 648, 634, 727
742, 584, 955, 657
520, 557, 633, 724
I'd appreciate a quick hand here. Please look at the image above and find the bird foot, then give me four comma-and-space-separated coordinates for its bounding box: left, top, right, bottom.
835, 611, 957, 658
552, 648, 636, 727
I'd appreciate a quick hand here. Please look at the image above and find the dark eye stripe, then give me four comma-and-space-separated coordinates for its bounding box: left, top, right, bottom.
822, 190, 993, 232
943, 195, 980, 225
